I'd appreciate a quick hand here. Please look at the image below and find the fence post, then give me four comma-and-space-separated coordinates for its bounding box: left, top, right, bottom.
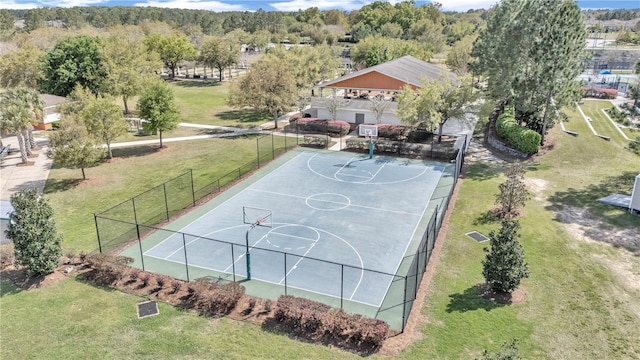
402, 275, 408, 333
94, 214, 102, 253
132, 198, 139, 225
182, 233, 190, 282
415, 253, 420, 299
163, 183, 170, 221
284, 253, 288, 295
136, 224, 145, 271
231, 244, 236, 282
190, 169, 196, 207
341, 264, 344, 309
434, 205, 439, 230
256, 137, 260, 168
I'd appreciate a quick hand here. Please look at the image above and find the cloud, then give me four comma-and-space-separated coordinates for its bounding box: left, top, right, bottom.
269, 0, 368, 12
133, 0, 247, 11
269, 0, 498, 12
1, 0, 42, 9
38, 0, 109, 7
437, 0, 498, 12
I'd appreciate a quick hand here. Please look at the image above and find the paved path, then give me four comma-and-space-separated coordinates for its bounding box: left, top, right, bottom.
0, 136, 53, 201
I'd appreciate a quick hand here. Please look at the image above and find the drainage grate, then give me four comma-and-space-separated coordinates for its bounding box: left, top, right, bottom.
466, 231, 489, 243
137, 300, 159, 319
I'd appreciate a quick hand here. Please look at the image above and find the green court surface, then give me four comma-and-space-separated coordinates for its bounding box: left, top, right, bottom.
118, 149, 456, 329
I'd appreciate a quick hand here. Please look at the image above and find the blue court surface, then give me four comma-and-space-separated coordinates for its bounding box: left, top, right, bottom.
132, 150, 446, 308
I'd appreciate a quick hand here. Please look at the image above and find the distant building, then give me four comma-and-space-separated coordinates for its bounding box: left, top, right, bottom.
307, 56, 455, 125
35, 94, 66, 131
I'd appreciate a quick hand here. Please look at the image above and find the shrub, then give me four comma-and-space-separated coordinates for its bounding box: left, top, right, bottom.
264, 299, 272, 312
140, 273, 152, 287
84, 254, 126, 286
156, 275, 166, 288
295, 118, 350, 136
273, 295, 389, 351
302, 135, 329, 147
170, 279, 183, 293
193, 281, 245, 317
496, 107, 540, 155
376, 124, 406, 140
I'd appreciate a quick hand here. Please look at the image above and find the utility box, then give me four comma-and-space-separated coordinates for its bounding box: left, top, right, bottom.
630, 174, 640, 214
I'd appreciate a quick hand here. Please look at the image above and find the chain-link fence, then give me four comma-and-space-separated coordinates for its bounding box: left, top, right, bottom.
95, 133, 468, 331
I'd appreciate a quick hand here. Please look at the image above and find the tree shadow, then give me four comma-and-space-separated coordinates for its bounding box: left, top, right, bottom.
446, 284, 506, 313
110, 145, 161, 159
172, 81, 221, 88
546, 171, 640, 254
461, 162, 503, 181
43, 178, 82, 194
473, 210, 500, 226
216, 109, 272, 125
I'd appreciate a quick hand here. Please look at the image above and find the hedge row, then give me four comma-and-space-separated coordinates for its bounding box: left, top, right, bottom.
495, 107, 541, 155
294, 118, 350, 136
273, 295, 389, 352
346, 137, 457, 160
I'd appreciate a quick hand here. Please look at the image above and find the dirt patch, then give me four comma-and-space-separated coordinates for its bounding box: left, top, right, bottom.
479, 283, 527, 305
77, 176, 104, 187
1, 264, 72, 290
16, 161, 35, 167
525, 178, 548, 201
555, 206, 640, 254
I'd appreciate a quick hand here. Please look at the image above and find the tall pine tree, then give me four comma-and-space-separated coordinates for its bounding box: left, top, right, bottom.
472, 0, 587, 143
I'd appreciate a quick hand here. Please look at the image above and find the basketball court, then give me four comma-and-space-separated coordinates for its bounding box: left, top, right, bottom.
119, 148, 455, 325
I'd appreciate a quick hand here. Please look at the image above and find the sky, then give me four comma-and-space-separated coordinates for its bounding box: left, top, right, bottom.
1, 0, 639, 13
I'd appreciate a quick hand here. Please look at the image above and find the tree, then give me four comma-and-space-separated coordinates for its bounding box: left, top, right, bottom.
495, 162, 530, 218
227, 55, 297, 129
627, 83, 640, 108
0, 88, 42, 163
369, 97, 388, 124
39, 35, 108, 97
199, 36, 235, 81
409, 18, 447, 55
6, 189, 63, 277
471, 0, 586, 143
0, 44, 43, 89
0, 9, 15, 39
144, 34, 197, 78
395, 84, 420, 129
445, 35, 475, 75
417, 74, 476, 142
103, 32, 160, 114
46, 114, 105, 180
482, 219, 530, 293
137, 80, 180, 148
351, 35, 426, 69
83, 96, 128, 159
324, 94, 346, 120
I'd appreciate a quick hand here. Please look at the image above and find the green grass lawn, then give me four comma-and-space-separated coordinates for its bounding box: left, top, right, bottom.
115, 80, 273, 129
2, 105, 640, 358
42, 135, 288, 252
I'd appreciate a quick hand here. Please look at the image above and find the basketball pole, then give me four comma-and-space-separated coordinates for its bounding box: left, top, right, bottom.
245, 223, 257, 280
368, 137, 373, 159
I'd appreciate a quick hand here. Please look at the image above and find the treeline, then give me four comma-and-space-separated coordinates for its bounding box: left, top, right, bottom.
0, 2, 485, 47
592, 9, 640, 21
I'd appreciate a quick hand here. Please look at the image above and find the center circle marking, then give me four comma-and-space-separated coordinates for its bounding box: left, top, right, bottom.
305, 193, 351, 211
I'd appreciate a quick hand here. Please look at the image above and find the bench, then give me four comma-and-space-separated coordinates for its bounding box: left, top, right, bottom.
596, 134, 611, 141
563, 130, 579, 137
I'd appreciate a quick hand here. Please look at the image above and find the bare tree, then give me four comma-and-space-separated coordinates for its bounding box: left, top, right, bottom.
369, 96, 388, 124
324, 94, 346, 120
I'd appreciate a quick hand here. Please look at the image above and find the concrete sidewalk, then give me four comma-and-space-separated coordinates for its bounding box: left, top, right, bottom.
0, 135, 53, 201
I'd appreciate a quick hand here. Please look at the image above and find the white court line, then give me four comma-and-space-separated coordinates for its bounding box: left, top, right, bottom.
269, 231, 318, 242
307, 153, 429, 185
336, 173, 372, 179
248, 188, 423, 217
279, 240, 318, 284
381, 166, 445, 306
